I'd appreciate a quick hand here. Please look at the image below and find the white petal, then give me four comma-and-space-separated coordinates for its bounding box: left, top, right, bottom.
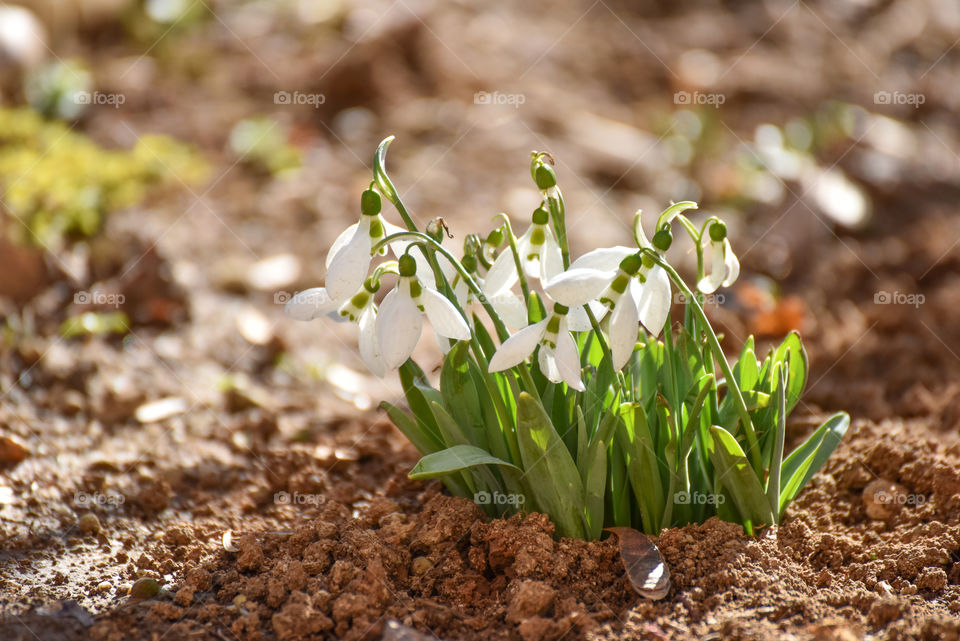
722, 239, 740, 287
566, 305, 592, 332
284, 287, 338, 321
325, 223, 372, 302
483, 248, 519, 295
568, 246, 635, 272
326, 222, 359, 268
515, 227, 540, 280
376, 287, 423, 369
434, 328, 454, 355
538, 346, 562, 384
412, 248, 437, 290
610, 289, 640, 371
697, 241, 725, 294
488, 319, 548, 372
637, 267, 671, 335
420, 287, 470, 340
545, 267, 616, 307
540, 232, 564, 283
382, 220, 410, 254
554, 329, 585, 391
490, 291, 528, 329
358, 306, 386, 377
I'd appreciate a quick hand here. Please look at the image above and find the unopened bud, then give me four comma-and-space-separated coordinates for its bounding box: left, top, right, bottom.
361, 189, 381, 216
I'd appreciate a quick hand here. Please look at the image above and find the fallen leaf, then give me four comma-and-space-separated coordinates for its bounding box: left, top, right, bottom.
605, 526, 671, 600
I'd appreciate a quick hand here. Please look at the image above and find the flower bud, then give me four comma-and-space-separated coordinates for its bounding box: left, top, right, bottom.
708, 221, 727, 242
652, 228, 673, 252
534, 164, 557, 190
425, 218, 446, 242
398, 254, 417, 277
619, 254, 643, 275
485, 228, 504, 248
461, 254, 477, 273
531, 206, 550, 226
361, 189, 381, 216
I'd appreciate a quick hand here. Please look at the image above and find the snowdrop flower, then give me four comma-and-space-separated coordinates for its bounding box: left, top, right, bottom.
484, 207, 563, 289
324, 188, 412, 303
545, 248, 671, 370
376, 255, 471, 370
488, 302, 584, 391
697, 221, 739, 294
284, 280, 387, 377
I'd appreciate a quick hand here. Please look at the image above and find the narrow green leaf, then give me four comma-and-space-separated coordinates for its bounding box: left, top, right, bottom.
774, 331, 807, 413
708, 425, 775, 527
617, 403, 664, 535
516, 392, 585, 539
779, 412, 849, 513
583, 439, 607, 540
409, 444, 521, 479
765, 368, 786, 520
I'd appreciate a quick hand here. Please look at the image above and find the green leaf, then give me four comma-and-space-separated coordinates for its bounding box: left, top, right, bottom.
583, 438, 608, 540
773, 331, 807, 413
765, 368, 787, 520
440, 342, 487, 450
708, 425, 775, 527
516, 392, 585, 539
617, 403, 664, 535
779, 412, 849, 513
380, 401, 442, 455
409, 444, 521, 480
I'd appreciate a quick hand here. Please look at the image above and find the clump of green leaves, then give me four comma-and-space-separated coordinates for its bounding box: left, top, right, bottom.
0, 108, 208, 248
288, 137, 849, 540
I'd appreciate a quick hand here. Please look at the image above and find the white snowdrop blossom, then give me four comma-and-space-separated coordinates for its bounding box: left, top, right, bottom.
488, 303, 585, 391
484, 207, 563, 291
546, 247, 671, 370
284, 280, 387, 377
325, 189, 417, 303
376, 255, 471, 370
697, 221, 740, 294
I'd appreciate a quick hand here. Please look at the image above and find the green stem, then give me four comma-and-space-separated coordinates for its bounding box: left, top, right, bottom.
645, 250, 762, 473
494, 214, 533, 312
545, 188, 570, 269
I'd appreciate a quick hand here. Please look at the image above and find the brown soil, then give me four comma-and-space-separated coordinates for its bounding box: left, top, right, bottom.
3, 1, 960, 640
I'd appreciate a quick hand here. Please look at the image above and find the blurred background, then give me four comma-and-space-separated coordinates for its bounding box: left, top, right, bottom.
2, 0, 960, 620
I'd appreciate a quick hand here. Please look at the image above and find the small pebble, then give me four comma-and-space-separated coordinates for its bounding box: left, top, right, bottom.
411, 557, 433, 576
96, 581, 112, 593
77, 513, 101, 535
130, 577, 161, 599
0, 436, 29, 464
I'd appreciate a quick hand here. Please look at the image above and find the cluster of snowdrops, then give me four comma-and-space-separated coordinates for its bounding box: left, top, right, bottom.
285, 138, 848, 541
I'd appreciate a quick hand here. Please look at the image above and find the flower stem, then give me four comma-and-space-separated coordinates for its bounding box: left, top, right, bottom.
645, 250, 762, 473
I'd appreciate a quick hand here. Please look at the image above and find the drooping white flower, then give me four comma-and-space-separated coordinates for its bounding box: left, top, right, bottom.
376, 255, 471, 370
325, 188, 414, 303
697, 221, 740, 294
488, 303, 584, 391
284, 281, 387, 377
545, 248, 671, 370
484, 207, 563, 291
